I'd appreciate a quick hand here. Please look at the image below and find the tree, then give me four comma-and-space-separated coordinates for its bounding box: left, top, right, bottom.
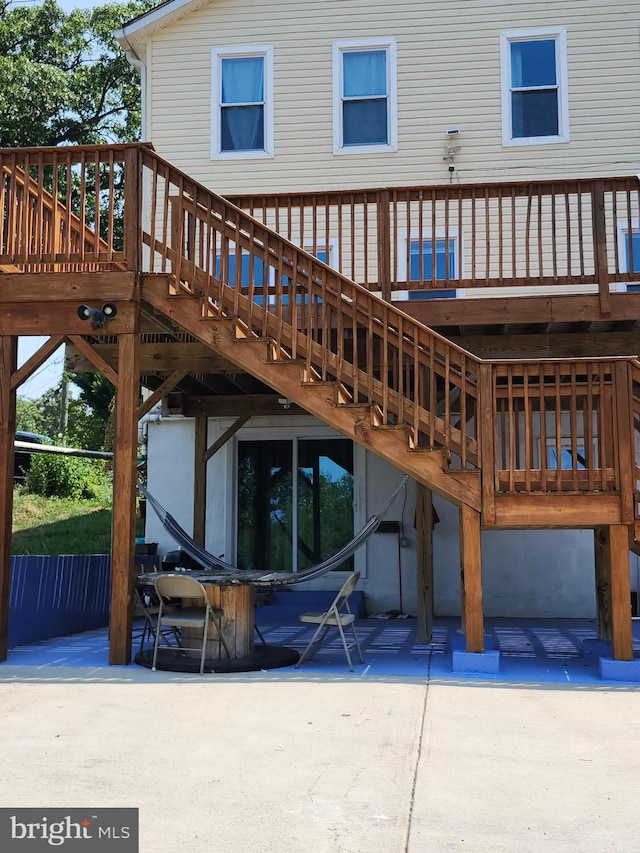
0, 0, 156, 148
16, 376, 113, 451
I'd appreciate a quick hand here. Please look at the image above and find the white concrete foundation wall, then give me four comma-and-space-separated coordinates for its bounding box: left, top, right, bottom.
144, 414, 637, 618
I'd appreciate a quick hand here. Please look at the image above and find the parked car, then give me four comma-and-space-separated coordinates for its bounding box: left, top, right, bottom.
14, 431, 48, 483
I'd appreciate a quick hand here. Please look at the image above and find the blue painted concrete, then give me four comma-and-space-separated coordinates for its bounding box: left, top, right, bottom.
2, 615, 640, 685
452, 649, 500, 674
598, 656, 640, 682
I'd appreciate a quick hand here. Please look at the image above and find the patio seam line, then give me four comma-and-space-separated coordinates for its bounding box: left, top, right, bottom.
403, 647, 432, 852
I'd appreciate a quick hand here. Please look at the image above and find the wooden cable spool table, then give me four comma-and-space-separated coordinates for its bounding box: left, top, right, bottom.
135, 569, 298, 671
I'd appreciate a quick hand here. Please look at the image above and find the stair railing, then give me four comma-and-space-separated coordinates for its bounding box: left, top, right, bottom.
138, 147, 481, 467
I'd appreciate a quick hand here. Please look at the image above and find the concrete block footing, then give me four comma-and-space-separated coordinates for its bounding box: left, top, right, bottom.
598, 657, 640, 682
452, 649, 500, 674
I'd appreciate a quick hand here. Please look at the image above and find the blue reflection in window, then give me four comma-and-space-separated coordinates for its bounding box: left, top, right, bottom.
409, 239, 456, 281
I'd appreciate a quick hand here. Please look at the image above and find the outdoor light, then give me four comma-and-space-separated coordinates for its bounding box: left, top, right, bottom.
77, 302, 118, 330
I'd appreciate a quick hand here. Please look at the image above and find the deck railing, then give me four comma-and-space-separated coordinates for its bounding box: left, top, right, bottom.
229, 178, 640, 307
1, 143, 639, 503
485, 358, 632, 495
0, 145, 137, 272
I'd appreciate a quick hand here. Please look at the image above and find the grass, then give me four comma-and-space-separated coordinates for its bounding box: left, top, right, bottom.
11, 487, 144, 555
12, 489, 113, 555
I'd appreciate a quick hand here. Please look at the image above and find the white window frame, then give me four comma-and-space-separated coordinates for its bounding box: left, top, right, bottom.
616, 220, 640, 275
397, 229, 462, 283
211, 45, 274, 160
332, 38, 397, 155
500, 27, 569, 147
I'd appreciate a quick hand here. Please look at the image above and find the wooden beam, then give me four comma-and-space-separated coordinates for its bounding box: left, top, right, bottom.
459, 504, 484, 653
0, 271, 137, 302
0, 337, 17, 660
0, 302, 137, 336
193, 413, 207, 547
109, 333, 140, 666
608, 524, 633, 661
10, 335, 65, 391
204, 415, 251, 463
182, 395, 303, 418
593, 526, 612, 641
66, 342, 238, 374
449, 331, 640, 360
67, 336, 118, 387
492, 494, 624, 528
415, 482, 434, 643
403, 292, 640, 330
138, 369, 189, 420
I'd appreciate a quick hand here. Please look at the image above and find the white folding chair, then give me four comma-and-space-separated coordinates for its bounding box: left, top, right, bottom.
295, 572, 364, 671
151, 574, 231, 674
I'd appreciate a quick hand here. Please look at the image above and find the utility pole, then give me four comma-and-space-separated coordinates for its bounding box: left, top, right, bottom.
59, 370, 69, 446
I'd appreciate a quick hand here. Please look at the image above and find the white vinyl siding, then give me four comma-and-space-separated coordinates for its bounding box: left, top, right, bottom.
500, 27, 569, 146
211, 45, 274, 159
332, 38, 397, 154
141, 1, 640, 193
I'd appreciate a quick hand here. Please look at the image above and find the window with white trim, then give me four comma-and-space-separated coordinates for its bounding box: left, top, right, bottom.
333, 39, 397, 154
409, 238, 457, 282
211, 46, 274, 158
500, 28, 569, 146
618, 223, 640, 274
398, 232, 460, 284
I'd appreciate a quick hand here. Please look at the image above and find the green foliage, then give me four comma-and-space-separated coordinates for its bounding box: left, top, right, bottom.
16, 371, 115, 451
25, 453, 110, 500
71, 372, 115, 423
0, 0, 157, 148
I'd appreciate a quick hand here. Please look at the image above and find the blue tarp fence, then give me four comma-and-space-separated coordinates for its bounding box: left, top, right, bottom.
8, 555, 111, 647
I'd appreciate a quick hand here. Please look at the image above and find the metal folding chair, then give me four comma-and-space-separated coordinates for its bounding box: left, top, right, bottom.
151, 574, 231, 674
295, 572, 364, 671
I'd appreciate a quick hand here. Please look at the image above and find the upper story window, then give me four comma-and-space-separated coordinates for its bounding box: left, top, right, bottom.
211, 46, 274, 159
333, 39, 397, 155
500, 27, 569, 146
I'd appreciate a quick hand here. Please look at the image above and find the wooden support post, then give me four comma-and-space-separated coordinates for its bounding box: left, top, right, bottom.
123, 147, 142, 273
459, 503, 484, 653
109, 333, 140, 665
415, 483, 434, 643
593, 526, 612, 641
377, 189, 391, 301
591, 179, 610, 316
193, 413, 207, 548
478, 363, 496, 526
609, 524, 633, 661
614, 361, 634, 524
0, 337, 17, 661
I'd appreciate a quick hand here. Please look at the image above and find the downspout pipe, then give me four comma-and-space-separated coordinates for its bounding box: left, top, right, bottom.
116, 31, 148, 142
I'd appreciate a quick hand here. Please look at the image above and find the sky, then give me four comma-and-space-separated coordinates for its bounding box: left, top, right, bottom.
18, 338, 66, 399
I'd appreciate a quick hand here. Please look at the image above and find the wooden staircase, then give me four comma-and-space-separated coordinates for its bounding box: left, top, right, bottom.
1, 142, 639, 663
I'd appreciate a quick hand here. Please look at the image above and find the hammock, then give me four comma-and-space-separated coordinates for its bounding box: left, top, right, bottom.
139, 475, 409, 586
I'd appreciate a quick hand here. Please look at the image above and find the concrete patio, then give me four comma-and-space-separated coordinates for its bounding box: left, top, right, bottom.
0, 615, 639, 852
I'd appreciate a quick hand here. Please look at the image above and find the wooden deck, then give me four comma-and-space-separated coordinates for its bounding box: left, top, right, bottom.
0, 142, 638, 666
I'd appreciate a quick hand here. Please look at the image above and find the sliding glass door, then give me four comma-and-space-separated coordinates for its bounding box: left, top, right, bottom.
236, 437, 354, 573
